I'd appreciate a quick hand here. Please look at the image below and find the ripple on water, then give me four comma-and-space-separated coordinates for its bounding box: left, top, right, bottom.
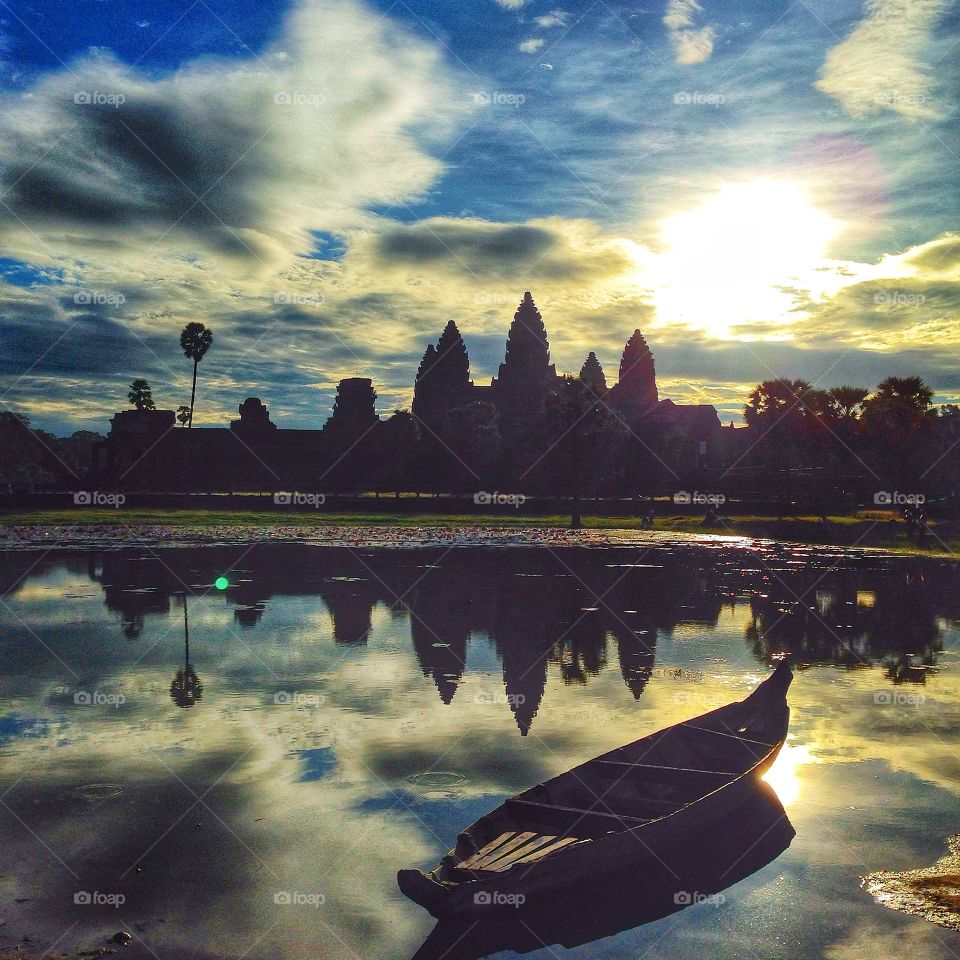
72, 783, 124, 801
407, 771, 467, 789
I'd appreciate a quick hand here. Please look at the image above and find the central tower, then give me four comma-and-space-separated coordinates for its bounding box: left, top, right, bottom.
492, 291, 557, 412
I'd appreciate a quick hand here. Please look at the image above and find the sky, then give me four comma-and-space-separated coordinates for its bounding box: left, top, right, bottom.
0, 0, 958, 433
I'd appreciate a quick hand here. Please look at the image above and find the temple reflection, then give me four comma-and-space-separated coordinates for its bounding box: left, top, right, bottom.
36, 545, 957, 731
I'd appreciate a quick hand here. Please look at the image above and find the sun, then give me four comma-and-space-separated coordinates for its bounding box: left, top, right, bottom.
652, 179, 841, 339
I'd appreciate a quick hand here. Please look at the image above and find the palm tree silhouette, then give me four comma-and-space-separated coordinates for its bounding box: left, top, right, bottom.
179, 322, 214, 428
170, 596, 203, 708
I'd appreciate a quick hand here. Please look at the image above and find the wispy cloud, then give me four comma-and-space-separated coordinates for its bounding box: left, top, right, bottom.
663, 0, 715, 65
518, 38, 546, 54
816, 0, 951, 120
534, 9, 570, 29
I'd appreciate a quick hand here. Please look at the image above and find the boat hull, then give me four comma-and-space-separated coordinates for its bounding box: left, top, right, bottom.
399, 662, 792, 919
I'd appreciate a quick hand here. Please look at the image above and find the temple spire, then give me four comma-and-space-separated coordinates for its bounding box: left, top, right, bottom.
610, 329, 658, 417
412, 322, 472, 424
579, 351, 607, 393
493, 291, 557, 412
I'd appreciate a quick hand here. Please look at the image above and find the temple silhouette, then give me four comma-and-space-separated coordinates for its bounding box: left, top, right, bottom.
93, 292, 722, 492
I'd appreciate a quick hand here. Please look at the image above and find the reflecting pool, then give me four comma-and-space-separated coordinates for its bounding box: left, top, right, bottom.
1, 541, 958, 959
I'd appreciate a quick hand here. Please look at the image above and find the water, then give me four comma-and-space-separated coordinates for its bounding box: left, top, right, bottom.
1, 541, 959, 959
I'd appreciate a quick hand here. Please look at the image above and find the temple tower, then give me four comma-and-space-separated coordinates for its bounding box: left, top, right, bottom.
579, 351, 607, 393
491, 292, 557, 412
412, 320, 472, 425
610, 329, 658, 418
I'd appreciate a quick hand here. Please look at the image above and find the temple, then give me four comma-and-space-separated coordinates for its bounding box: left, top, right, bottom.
95, 291, 722, 489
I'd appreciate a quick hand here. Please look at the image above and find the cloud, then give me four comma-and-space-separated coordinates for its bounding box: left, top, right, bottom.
784, 232, 960, 352
493, 0, 530, 8
903, 232, 960, 275
0, 0, 462, 269
534, 9, 570, 29
518, 38, 546, 54
355, 216, 640, 285
662, 0, 715, 65
816, 0, 952, 120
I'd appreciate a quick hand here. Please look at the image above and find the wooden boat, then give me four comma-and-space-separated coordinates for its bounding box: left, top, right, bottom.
410, 780, 794, 960
398, 661, 792, 919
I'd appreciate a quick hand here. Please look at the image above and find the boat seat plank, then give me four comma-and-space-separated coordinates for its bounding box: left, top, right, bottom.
467, 831, 539, 870
453, 833, 584, 875
480, 834, 558, 870
456, 832, 520, 870
506, 835, 583, 868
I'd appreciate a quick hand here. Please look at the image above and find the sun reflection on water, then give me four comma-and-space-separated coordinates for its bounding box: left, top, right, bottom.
762, 742, 813, 806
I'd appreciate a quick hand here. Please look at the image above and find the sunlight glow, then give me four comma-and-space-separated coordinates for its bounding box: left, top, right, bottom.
653, 180, 841, 339
762, 741, 813, 806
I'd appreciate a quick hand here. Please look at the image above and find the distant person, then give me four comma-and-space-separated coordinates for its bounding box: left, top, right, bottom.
642, 501, 655, 529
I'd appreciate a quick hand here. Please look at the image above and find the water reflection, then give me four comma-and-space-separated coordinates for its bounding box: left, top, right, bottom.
83, 547, 960, 714
1, 547, 956, 733
745, 565, 943, 681
411, 781, 795, 960
1, 544, 959, 960
170, 598, 203, 709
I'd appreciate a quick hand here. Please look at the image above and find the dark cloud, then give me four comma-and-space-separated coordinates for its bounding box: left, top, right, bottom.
365, 218, 635, 282
0, 2, 460, 264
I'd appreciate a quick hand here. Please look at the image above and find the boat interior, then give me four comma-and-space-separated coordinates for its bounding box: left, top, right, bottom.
442, 714, 781, 879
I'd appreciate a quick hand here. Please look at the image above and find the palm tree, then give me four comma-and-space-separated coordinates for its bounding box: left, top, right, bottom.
871, 376, 933, 412
828, 386, 869, 421
743, 378, 815, 429
179, 322, 214, 428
